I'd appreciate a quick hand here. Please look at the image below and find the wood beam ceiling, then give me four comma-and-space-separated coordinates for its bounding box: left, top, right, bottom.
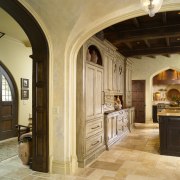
122, 46, 180, 57
103, 11, 180, 58
104, 24, 180, 43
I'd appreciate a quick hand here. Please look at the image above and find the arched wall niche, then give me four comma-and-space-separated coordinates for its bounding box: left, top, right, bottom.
87, 45, 103, 66
0, 0, 49, 172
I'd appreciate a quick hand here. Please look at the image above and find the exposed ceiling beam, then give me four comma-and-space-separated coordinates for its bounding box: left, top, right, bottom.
166, 37, 170, 47
144, 40, 151, 48
122, 46, 180, 57
133, 56, 142, 59
163, 54, 171, 58
147, 55, 156, 58
104, 24, 180, 42
132, 17, 140, 28
124, 42, 133, 49
162, 12, 167, 25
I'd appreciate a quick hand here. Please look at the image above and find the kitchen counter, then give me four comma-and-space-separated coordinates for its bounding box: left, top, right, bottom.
158, 111, 180, 157
158, 109, 180, 116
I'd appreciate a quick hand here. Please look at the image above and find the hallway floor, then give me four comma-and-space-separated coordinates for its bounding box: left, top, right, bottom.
1, 123, 180, 180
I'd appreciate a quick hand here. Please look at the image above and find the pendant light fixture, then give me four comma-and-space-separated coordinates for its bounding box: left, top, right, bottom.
140, 0, 163, 17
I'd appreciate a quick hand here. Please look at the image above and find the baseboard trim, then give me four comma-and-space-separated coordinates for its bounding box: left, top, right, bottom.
52, 157, 78, 175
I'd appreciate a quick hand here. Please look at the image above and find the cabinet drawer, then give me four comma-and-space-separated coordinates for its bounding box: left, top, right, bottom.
85, 133, 104, 155
86, 118, 103, 138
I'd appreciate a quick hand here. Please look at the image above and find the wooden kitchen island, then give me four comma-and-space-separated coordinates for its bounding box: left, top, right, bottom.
158, 109, 180, 157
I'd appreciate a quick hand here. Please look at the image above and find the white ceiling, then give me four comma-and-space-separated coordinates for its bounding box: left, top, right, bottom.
0, 7, 30, 47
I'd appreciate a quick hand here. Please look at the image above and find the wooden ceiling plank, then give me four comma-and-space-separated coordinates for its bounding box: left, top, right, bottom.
144, 39, 151, 48
124, 42, 133, 49
166, 37, 170, 47
133, 56, 142, 59
162, 12, 167, 25
147, 55, 156, 58
122, 46, 180, 57
163, 54, 171, 58
132, 17, 140, 28
105, 24, 180, 42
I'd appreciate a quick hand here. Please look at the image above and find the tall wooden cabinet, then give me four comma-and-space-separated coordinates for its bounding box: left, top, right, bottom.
86, 63, 104, 120
77, 36, 134, 167
77, 38, 106, 167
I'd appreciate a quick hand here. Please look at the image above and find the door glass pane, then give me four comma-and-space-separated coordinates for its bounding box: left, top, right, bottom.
2, 75, 12, 101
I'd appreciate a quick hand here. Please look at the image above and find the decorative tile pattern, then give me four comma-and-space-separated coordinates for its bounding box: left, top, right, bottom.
0, 123, 180, 180
0, 138, 18, 162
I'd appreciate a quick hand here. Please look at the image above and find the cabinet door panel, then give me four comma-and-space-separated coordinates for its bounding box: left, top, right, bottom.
113, 61, 117, 91
120, 66, 124, 93
112, 117, 117, 137
116, 62, 120, 92
95, 68, 103, 117
108, 57, 113, 91
86, 64, 95, 119
107, 118, 112, 140
104, 55, 108, 91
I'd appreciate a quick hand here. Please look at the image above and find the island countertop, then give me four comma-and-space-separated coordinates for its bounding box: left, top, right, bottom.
158, 109, 180, 116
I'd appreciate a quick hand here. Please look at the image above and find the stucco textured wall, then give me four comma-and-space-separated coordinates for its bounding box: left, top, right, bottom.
0, 36, 32, 125
19, 0, 180, 173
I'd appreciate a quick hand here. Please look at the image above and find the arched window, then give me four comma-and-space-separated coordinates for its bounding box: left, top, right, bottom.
2, 74, 12, 101
0, 64, 18, 141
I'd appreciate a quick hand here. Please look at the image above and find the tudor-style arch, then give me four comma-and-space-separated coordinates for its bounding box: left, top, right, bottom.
0, 62, 18, 141
0, 0, 49, 172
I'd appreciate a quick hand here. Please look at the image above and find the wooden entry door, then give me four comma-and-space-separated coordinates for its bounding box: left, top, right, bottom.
0, 65, 18, 140
132, 80, 145, 123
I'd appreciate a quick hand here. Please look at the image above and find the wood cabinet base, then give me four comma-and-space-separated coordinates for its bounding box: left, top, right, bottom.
104, 109, 130, 150
105, 128, 129, 150
78, 145, 106, 168
159, 116, 180, 157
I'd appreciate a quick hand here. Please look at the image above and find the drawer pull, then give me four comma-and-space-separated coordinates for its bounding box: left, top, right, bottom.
91, 140, 100, 146
91, 125, 100, 130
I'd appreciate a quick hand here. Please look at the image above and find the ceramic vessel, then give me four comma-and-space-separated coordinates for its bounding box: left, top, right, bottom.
18, 141, 30, 165
91, 50, 98, 63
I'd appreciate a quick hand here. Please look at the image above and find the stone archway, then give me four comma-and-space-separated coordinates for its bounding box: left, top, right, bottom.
0, 0, 49, 172
64, 2, 180, 172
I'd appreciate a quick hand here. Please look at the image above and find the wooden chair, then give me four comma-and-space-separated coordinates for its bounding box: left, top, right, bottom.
16, 124, 30, 142
16, 118, 32, 142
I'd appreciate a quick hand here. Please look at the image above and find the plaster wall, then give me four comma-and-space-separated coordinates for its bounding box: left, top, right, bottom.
0, 36, 32, 125
19, 0, 180, 174
131, 54, 180, 122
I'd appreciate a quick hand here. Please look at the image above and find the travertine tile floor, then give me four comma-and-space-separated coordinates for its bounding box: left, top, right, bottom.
1, 123, 180, 180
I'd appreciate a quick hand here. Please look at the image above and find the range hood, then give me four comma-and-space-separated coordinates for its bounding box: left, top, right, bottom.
153, 69, 180, 84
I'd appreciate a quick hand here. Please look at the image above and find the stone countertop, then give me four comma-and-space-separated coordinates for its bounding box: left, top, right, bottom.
104, 107, 134, 115
165, 107, 180, 109
158, 109, 180, 116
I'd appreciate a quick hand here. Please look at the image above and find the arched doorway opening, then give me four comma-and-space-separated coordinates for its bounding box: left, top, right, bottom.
152, 68, 180, 122
0, 62, 18, 140
71, 3, 180, 170
0, 1, 49, 172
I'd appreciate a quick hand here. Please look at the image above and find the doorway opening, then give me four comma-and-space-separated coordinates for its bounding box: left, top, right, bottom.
0, 1, 49, 172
